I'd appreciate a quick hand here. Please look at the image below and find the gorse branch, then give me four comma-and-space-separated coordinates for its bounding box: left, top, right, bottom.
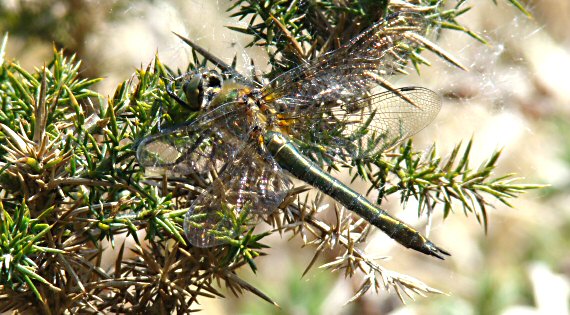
0, 0, 544, 313
0, 43, 283, 312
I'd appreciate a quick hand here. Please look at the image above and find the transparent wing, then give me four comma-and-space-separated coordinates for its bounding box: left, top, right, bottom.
136, 107, 292, 248
261, 12, 428, 110
137, 126, 235, 179
136, 100, 249, 176
184, 145, 292, 247
280, 87, 441, 159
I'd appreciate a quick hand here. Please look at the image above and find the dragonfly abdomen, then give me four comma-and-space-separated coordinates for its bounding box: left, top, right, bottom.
264, 131, 450, 259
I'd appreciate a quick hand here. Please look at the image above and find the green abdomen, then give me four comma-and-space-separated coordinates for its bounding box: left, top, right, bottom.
264, 131, 449, 259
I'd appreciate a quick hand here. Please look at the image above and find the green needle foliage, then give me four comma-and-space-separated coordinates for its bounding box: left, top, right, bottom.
361, 139, 544, 232
0, 0, 544, 313
227, 0, 528, 75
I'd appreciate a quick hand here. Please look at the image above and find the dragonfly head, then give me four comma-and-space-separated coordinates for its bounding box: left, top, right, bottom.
175, 70, 223, 111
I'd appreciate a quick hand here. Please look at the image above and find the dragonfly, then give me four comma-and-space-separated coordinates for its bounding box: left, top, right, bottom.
136, 12, 450, 259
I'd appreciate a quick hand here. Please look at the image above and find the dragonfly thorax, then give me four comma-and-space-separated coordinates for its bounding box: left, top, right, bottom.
172, 69, 288, 140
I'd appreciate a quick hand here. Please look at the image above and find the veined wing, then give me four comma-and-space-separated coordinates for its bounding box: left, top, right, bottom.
184, 144, 292, 247
136, 100, 249, 175
136, 103, 292, 247
261, 12, 428, 110
279, 87, 441, 160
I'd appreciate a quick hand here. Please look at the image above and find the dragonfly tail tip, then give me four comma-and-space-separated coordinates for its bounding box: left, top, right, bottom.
421, 241, 451, 260
430, 245, 451, 260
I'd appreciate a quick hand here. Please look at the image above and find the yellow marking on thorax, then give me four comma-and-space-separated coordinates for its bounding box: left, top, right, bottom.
208, 81, 251, 109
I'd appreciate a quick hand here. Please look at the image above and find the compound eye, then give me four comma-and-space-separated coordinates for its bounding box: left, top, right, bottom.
182, 74, 204, 111
204, 70, 222, 89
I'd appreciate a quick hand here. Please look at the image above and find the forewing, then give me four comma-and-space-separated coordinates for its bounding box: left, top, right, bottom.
261, 12, 428, 110
184, 144, 293, 247
285, 87, 441, 159
136, 101, 248, 177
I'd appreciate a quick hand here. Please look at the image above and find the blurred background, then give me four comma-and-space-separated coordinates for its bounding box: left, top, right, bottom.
1, 0, 568, 314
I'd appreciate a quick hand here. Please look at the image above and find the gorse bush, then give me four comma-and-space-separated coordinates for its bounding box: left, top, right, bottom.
0, 0, 542, 313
